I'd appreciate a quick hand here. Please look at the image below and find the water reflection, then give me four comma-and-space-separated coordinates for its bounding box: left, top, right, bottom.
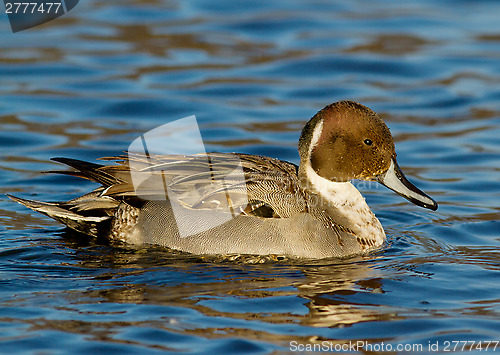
51, 238, 396, 330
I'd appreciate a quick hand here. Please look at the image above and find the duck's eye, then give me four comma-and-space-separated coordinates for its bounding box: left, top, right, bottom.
364, 139, 373, 146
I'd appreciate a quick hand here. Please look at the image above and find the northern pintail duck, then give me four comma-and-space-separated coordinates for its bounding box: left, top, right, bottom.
9, 101, 437, 258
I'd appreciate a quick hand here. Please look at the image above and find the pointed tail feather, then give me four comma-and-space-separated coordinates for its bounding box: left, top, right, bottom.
7, 194, 110, 237
50, 157, 119, 187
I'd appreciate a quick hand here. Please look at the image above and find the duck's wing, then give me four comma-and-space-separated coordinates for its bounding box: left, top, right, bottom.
97, 152, 308, 218
12, 154, 306, 221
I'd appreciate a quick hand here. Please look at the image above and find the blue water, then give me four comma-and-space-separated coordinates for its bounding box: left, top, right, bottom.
1, 0, 500, 353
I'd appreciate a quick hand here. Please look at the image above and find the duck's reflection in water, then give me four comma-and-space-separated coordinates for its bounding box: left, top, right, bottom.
60, 239, 397, 331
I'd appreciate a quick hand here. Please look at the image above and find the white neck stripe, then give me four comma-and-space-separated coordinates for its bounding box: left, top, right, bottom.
308, 119, 324, 155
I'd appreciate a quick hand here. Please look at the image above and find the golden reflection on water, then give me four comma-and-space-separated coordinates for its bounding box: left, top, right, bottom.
55, 245, 396, 332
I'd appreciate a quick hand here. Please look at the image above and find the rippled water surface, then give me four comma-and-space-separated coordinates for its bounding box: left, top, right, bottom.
1, 0, 500, 353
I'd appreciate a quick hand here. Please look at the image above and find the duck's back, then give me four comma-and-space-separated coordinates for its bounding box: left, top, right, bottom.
94, 153, 362, 257
9, 153, 362, 258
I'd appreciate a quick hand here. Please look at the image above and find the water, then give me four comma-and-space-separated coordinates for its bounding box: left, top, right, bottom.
1, 0, 500, 353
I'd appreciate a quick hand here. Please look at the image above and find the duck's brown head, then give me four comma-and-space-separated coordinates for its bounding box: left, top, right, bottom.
299, 100, 437, 210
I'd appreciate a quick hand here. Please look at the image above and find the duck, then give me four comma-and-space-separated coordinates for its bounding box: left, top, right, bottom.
9, 101, 438, 259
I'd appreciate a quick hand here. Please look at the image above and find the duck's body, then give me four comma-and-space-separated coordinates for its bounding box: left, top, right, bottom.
10, 101, 437, 258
